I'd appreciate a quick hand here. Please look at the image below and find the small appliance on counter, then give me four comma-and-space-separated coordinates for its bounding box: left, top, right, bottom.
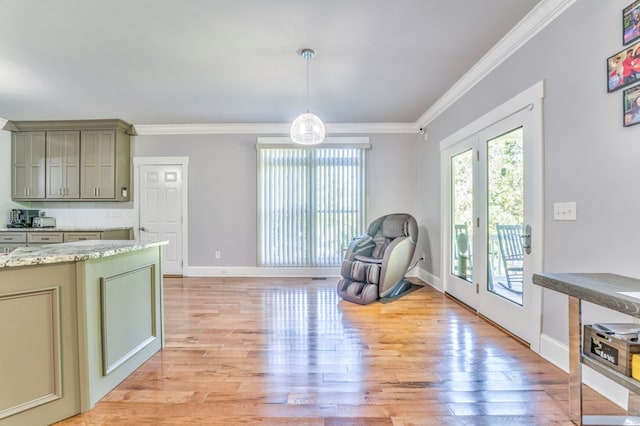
32, 217, 56, 228
7, 209, 40, 228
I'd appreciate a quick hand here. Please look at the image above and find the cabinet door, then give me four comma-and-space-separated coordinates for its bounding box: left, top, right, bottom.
47, 131, 80, 199
81, 131, 115, 199
12, 132, 46, 199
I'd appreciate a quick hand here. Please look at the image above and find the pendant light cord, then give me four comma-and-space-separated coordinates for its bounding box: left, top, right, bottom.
306, 54, 310, 113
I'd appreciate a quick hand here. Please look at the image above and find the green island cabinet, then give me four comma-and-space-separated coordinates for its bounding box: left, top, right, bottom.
0, 241, 165, 425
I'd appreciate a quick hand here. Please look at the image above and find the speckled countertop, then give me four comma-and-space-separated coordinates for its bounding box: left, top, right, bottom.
0, 239, 168, 269
0, 226, 132, 232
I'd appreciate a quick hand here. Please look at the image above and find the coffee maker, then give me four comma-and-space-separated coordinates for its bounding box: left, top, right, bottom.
8, 209, 40, 228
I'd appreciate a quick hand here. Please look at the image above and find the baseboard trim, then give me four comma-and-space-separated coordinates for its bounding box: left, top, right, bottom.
409, 268, 442, 292
539, 333, 628, 409
184, 266, 340, 277
184, 265, 442, 286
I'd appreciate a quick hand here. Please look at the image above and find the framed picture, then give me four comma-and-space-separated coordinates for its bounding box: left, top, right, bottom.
623, 84, 640, 126
624, 1, 640, 45
607, 41, 640, 92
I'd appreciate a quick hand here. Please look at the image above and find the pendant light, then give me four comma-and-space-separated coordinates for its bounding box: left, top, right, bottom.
290, 48, 325, 145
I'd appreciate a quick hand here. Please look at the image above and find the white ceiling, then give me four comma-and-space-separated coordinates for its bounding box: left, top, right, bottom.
0, 0, 543, 127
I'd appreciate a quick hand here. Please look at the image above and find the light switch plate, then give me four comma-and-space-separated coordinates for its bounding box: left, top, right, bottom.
554, 202, 577, 221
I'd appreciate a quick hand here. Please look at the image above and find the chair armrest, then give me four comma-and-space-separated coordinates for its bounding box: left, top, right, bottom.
354, 255, 383, 264
344, 234, 375, 260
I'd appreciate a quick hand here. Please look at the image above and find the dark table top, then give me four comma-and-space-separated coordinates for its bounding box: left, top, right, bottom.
533, 273, 640, 317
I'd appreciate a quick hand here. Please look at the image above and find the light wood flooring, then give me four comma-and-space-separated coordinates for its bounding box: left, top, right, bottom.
55, 277, 624, 425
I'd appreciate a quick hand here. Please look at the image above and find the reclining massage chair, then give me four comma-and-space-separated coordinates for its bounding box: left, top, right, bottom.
337, 213, 418, 304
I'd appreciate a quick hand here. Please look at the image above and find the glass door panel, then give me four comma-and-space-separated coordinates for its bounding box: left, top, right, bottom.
486, 128, 524, 306
444, 135, 478, 308
451, 149, 473, 282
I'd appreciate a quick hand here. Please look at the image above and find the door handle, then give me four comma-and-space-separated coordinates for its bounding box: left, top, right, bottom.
520, 224, 531, 255
139, 226, 148, 232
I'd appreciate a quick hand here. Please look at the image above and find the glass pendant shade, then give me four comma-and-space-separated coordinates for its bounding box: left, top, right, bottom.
290, 112, 325, 145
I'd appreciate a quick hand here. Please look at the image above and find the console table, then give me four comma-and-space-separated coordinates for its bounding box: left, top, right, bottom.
533, 273, 640, 425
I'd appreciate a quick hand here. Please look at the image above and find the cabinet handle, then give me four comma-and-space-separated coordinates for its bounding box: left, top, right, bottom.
3, 237, 11, 241
41, 237, 49, 241
59, 188, 63, 196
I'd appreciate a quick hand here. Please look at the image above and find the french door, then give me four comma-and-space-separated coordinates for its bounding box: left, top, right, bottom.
442, 94, 543, 346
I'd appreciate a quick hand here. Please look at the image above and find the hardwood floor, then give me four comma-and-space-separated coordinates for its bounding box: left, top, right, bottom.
55, 277, 623, 425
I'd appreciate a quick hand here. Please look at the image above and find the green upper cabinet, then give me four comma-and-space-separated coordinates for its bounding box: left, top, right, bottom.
46, 131, 80, 199
7, 119, 133, 202
81, 130, 116, 199
12, 131, 46, 200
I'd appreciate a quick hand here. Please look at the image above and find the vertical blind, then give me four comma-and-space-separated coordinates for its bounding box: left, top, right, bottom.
258, 146, 367, 267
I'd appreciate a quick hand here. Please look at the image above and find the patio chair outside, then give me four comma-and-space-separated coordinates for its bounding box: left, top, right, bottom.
496, 224, 524, 293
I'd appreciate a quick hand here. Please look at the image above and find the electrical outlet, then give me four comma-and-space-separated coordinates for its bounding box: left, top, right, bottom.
215, 251, 221, 259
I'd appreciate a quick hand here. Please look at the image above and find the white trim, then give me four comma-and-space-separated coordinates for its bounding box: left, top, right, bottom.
418, 0, 574, 128
0, 117, 7, 129
185, 266, 340, 278
134, 122, 416, 136
133, 156, 189, 275
184, 265, 441, 289
257, 136, 370, 146
539, 333, 628, 410
409, 267, 442, 292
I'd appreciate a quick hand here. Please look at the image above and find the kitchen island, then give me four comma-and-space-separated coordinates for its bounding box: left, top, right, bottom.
0, 239, 167, 425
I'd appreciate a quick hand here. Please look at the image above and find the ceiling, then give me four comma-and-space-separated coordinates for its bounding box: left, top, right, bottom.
0, 0, 542, 127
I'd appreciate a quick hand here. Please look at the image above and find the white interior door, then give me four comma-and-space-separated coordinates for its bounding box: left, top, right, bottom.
441, 87, 543, 346
139, 164, 184, 275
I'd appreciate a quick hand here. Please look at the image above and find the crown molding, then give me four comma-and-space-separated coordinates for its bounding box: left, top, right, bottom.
3, 118, 136, 135
416, 0, 577, 128
133, 122, 417, 136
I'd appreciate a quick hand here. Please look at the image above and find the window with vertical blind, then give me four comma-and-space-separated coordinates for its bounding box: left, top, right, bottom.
257, 141, 368, 267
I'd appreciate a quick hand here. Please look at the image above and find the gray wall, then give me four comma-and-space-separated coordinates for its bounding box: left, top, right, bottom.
133, 133, 419, 267
421, 0, 640, 344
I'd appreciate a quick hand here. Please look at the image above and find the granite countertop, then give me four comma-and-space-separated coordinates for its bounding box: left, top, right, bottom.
0, 226, 132, 232
0, 239, 168, 269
